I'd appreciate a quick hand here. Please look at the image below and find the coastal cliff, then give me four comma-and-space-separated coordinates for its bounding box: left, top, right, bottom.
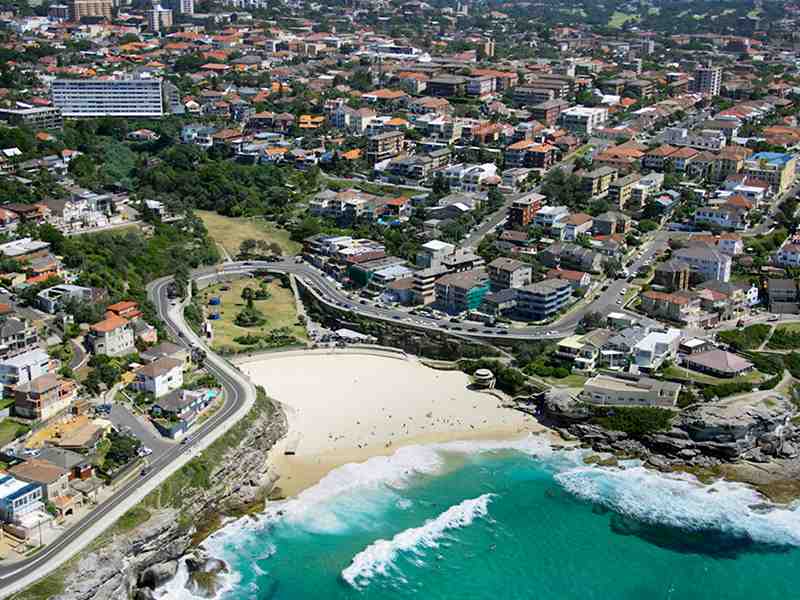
544, 389, 800, 472
48, 390, 287, 600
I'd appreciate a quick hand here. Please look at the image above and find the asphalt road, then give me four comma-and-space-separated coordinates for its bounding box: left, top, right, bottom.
0, 277, 253, 594
198, 245, 662, 342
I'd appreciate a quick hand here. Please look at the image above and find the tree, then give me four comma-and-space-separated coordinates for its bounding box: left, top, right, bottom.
603, 258, 622, 279
239, 238, 257, 257
578, 311, 605, 333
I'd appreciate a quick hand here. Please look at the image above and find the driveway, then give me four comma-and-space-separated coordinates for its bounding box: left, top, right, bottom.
108, 403, 174, 457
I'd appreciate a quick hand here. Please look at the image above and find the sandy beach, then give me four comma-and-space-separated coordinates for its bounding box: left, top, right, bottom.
240, 352, 553, 496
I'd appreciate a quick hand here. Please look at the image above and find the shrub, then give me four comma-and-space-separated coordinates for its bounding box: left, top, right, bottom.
553, 367, 570, 378
741, 352, 784, 375
767, 328, 800, 350
592, 406, 674, 437
701, 381, 753, 400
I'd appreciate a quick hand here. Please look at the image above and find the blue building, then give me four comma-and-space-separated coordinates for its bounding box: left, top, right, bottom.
0, 473, 43, 523
516, 279, 573, 321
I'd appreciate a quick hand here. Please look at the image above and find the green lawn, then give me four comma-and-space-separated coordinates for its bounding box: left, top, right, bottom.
608, 11, 639, 27
543, 374, 588, 388
201, 278, 308, 352
197, 210, 301, 259
0, 418, 30, 447
775, 323, 800, 333
663, 365, 765, 386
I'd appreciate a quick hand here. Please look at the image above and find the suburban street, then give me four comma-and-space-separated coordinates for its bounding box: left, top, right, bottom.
0, 276, 256, 597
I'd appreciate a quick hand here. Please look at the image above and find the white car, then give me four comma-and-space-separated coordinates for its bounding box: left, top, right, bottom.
139, 446, 153, 457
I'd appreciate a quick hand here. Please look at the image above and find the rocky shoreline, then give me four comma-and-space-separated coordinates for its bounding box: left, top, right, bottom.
544, 388, 800, 502
50, 396, 288, 600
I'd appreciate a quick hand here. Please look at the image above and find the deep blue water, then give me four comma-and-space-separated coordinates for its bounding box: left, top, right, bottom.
159, 437, 800, 600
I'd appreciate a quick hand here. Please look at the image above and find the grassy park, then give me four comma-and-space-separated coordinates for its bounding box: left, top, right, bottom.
197, 210, 301, 259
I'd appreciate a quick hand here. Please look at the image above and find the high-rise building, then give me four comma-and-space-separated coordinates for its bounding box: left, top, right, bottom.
692, 65, 723, 97
68, 0, 113, 21
177, 0, 194, 14
51, 77, 164, 118
147, 4, 173, 31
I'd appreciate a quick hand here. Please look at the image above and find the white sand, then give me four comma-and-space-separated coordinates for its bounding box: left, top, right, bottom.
240, 353, 551, 495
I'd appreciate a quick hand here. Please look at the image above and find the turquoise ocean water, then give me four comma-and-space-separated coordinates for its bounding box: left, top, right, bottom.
158, 437, 800, 600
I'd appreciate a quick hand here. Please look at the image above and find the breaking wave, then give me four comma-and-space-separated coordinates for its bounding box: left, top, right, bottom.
556, 465, 800, 550
341, 494, 494, 589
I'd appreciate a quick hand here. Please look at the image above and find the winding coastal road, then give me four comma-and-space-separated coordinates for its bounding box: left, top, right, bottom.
0, 278, 256, 599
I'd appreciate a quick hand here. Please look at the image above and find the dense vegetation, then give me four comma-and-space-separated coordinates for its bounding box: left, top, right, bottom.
767, 327, 800, 350
717, 324, 771, 352
458, 358, 531, 396
591, 406, 674, 437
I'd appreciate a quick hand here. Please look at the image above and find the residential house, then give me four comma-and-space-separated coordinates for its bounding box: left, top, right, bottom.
592, 211, 631, 236
539, 242, 604, 273
545, 268, 591, 290
685, 350, 754, 378
774, 244, 800, 268
14, 374, 76, 421
562, 213, 593, 241
532, 206, 569, 231
8, 459, 69, 500
555, 329, 613, 374
632, 328, 682, 371
133, 357, 183, 398
0, 473, 43, 524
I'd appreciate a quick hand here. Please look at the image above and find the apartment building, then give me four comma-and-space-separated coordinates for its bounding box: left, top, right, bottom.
0, 349, 53, 396
742, 152, 797, 195
673, 246, 732, 282
68, 0, 112, 20
664, 127, 727, 152
434, 270, 490, 314
0, 474, 43, 524
147, 4, 173, 31
516, 279, 572, 321
653, 259, 690, 291
774, 243, 800, 268
52, 77, 164, 118
87, 314, 135, 357
366, 131, 404, 164
558, 106, 608, 136
513, 87, 555, 106
507, 192, 544, 229
608, 173, 640, 209
0, 107, 63, 131
0, 317, 39, 362
592, 211, 631, 235
693, 205, 748, 230
427, 76, 468, 98
582, 374, 680, 407
576, 167, 617, 198
692, 65, 723, 97
487, 258, 532, 291
530, 99, 570, 125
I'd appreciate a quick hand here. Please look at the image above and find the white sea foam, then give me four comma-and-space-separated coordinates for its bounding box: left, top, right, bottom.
226, 434, 561, 535
154, 556, 240, 600
341, 493, 495, 590
555, 465, 800, 546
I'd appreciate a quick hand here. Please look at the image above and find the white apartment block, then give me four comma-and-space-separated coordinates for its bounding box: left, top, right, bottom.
673, 246, 732, 282
52, 77, 164, 118
559, 106, 608, 135
664, 127, 726, 152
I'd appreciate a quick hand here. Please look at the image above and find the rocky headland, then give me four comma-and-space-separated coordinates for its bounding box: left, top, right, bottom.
49, 394, 287, 600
